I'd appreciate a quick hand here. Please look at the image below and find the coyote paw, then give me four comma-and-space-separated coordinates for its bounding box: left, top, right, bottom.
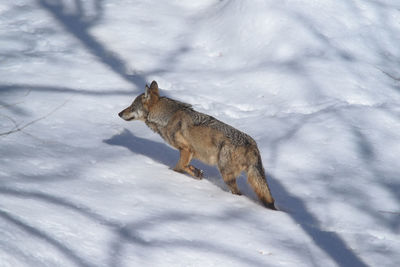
195, 168, 204, 179
263, 201, 277, 211
173, 167, 184, 174
173, 166, 203, 179
190, 166, 203, 179
232, 190, 242, 196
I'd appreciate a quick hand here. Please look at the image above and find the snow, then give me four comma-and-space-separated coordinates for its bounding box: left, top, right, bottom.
1, 0, 400, 266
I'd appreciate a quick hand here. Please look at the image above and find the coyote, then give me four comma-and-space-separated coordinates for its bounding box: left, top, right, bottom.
118, 81, 276, 210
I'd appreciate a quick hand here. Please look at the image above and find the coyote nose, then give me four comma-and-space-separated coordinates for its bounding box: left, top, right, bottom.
118, 111, 123, 118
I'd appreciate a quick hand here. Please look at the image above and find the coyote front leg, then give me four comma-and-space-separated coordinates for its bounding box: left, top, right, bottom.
174, 149, 203, 179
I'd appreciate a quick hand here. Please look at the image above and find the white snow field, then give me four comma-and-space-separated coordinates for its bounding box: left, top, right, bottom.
1, 0, 400, 266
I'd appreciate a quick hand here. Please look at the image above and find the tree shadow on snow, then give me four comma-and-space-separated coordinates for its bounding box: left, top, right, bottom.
107, 208, 267, 267
270, 175, 369, 267
0, 187, 267, 266
104, 129, 368, 267
0, 208, 95, 267
37, 0, 146, 89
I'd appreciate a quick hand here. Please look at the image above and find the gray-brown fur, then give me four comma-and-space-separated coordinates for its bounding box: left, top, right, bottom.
118, 81, 276, 210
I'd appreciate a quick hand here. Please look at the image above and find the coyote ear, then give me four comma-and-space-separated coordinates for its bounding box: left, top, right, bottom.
150, 81, 159, 95
144, 81, 159, 101
145, 84, 150, 99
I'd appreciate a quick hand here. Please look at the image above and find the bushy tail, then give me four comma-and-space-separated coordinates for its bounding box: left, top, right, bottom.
247, 156, 276, 210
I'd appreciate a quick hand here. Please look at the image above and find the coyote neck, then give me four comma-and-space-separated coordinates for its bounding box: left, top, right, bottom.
146, 97, 190, 127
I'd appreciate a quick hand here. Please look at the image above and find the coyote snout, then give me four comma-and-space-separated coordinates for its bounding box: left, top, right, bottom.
118, 81, 276, 210
118, 110, 136, 121
118, 93, 148, 121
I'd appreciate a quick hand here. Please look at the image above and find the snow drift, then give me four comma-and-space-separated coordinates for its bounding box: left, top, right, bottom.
1, 0, 400, 266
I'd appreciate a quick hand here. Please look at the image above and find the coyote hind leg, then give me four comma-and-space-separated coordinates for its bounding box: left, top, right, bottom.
218, 167, 241, 195
224, 176, 241, 195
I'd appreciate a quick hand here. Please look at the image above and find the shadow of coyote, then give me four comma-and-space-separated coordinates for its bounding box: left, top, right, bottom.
119, 81, 276, 210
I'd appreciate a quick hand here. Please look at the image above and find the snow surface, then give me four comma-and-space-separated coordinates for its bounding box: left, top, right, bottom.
1, 0, 400, 266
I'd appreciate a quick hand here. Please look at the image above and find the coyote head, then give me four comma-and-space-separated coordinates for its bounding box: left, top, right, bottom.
118, 81, 159, 121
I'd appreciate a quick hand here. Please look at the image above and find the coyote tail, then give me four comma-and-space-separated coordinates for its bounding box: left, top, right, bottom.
247, 155, 276, 210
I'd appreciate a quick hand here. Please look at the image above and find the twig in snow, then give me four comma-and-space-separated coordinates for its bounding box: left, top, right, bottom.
378, 210, 400, 215
0, 99, 70, 137
378, 67, 400, 81
0, 89, 32, 110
